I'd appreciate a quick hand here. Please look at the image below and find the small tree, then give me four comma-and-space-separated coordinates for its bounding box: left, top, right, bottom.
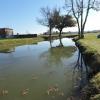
37, 7, 54, 39
65, 0, 100, 38
53, 11, 76, 38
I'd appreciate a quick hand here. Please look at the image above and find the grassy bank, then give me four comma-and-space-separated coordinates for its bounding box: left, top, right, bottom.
77, 33, 100, 100
0, 36, 44, 52
79, 33, 100, 54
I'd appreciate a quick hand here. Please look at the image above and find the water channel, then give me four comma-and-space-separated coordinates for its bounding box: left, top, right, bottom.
0, 38, 80, 100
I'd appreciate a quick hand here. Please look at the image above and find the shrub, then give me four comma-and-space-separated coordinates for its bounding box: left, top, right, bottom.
97, 34, 100, 38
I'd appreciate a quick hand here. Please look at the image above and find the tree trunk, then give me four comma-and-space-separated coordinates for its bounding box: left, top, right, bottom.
78, 27, 81, 38
80, 29, 84, 39
80, 0, 84, 39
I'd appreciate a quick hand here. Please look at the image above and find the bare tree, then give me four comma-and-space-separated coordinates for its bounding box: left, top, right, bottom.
37, 7, 54, 39
65, 0, 100, 38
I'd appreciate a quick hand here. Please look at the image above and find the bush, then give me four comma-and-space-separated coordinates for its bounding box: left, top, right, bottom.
97, 34, 100, 38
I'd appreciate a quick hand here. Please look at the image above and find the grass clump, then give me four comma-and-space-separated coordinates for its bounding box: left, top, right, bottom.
90, 94, 100, 100
90, 73, 100, 90
90, 73, 100, 100
81, 73, 100, 100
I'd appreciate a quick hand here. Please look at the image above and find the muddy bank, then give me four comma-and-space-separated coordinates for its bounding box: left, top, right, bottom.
75, 41, 100, 100
75, 41, 100, 74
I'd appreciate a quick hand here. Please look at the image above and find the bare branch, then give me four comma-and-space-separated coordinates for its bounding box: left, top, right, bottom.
65, 0, 100, 38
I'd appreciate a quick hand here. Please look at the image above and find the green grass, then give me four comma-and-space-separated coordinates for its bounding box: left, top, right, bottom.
78, 33, 100, 54
0, 36, 44, 52
0, 36, 43, 45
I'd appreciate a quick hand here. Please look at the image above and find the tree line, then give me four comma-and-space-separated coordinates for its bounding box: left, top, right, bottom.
37, 0, 100, 39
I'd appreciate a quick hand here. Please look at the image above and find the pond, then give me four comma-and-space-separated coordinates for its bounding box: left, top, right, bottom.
0, 38, 78, 100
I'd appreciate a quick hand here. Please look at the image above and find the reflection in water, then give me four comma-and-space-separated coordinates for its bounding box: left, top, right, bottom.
0, 42, 38, 53
49, 39, 53, 48
59, 37, 63, 47
71, 50, 89, 99
0, 38, 79, 100
40, 46, 77, 65
73, 50, 89, 79
49, 38, 64, 48
40, 38, 77, 66
0, 47, 15, 53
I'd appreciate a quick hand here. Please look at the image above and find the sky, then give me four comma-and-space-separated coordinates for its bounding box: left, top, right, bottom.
0, 0, 100, 34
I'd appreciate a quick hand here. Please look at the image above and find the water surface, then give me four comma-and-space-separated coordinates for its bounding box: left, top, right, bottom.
0, 38, 78, 100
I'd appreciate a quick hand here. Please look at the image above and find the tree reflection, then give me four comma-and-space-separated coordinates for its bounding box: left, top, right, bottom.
59, 37, 63, 47
49, 39, 53, 48
40, 46, 77, 66
49, 37, 64, 48
72, 50, 89, 93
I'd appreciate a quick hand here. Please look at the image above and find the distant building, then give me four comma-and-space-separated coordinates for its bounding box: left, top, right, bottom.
0, 28, 13, 38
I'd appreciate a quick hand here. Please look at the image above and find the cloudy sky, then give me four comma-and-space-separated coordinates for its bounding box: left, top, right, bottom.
0, 0, 100, 34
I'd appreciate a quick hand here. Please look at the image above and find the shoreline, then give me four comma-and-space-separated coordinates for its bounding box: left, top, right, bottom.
74, 38, 100, 100
0, 37, 44, 52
